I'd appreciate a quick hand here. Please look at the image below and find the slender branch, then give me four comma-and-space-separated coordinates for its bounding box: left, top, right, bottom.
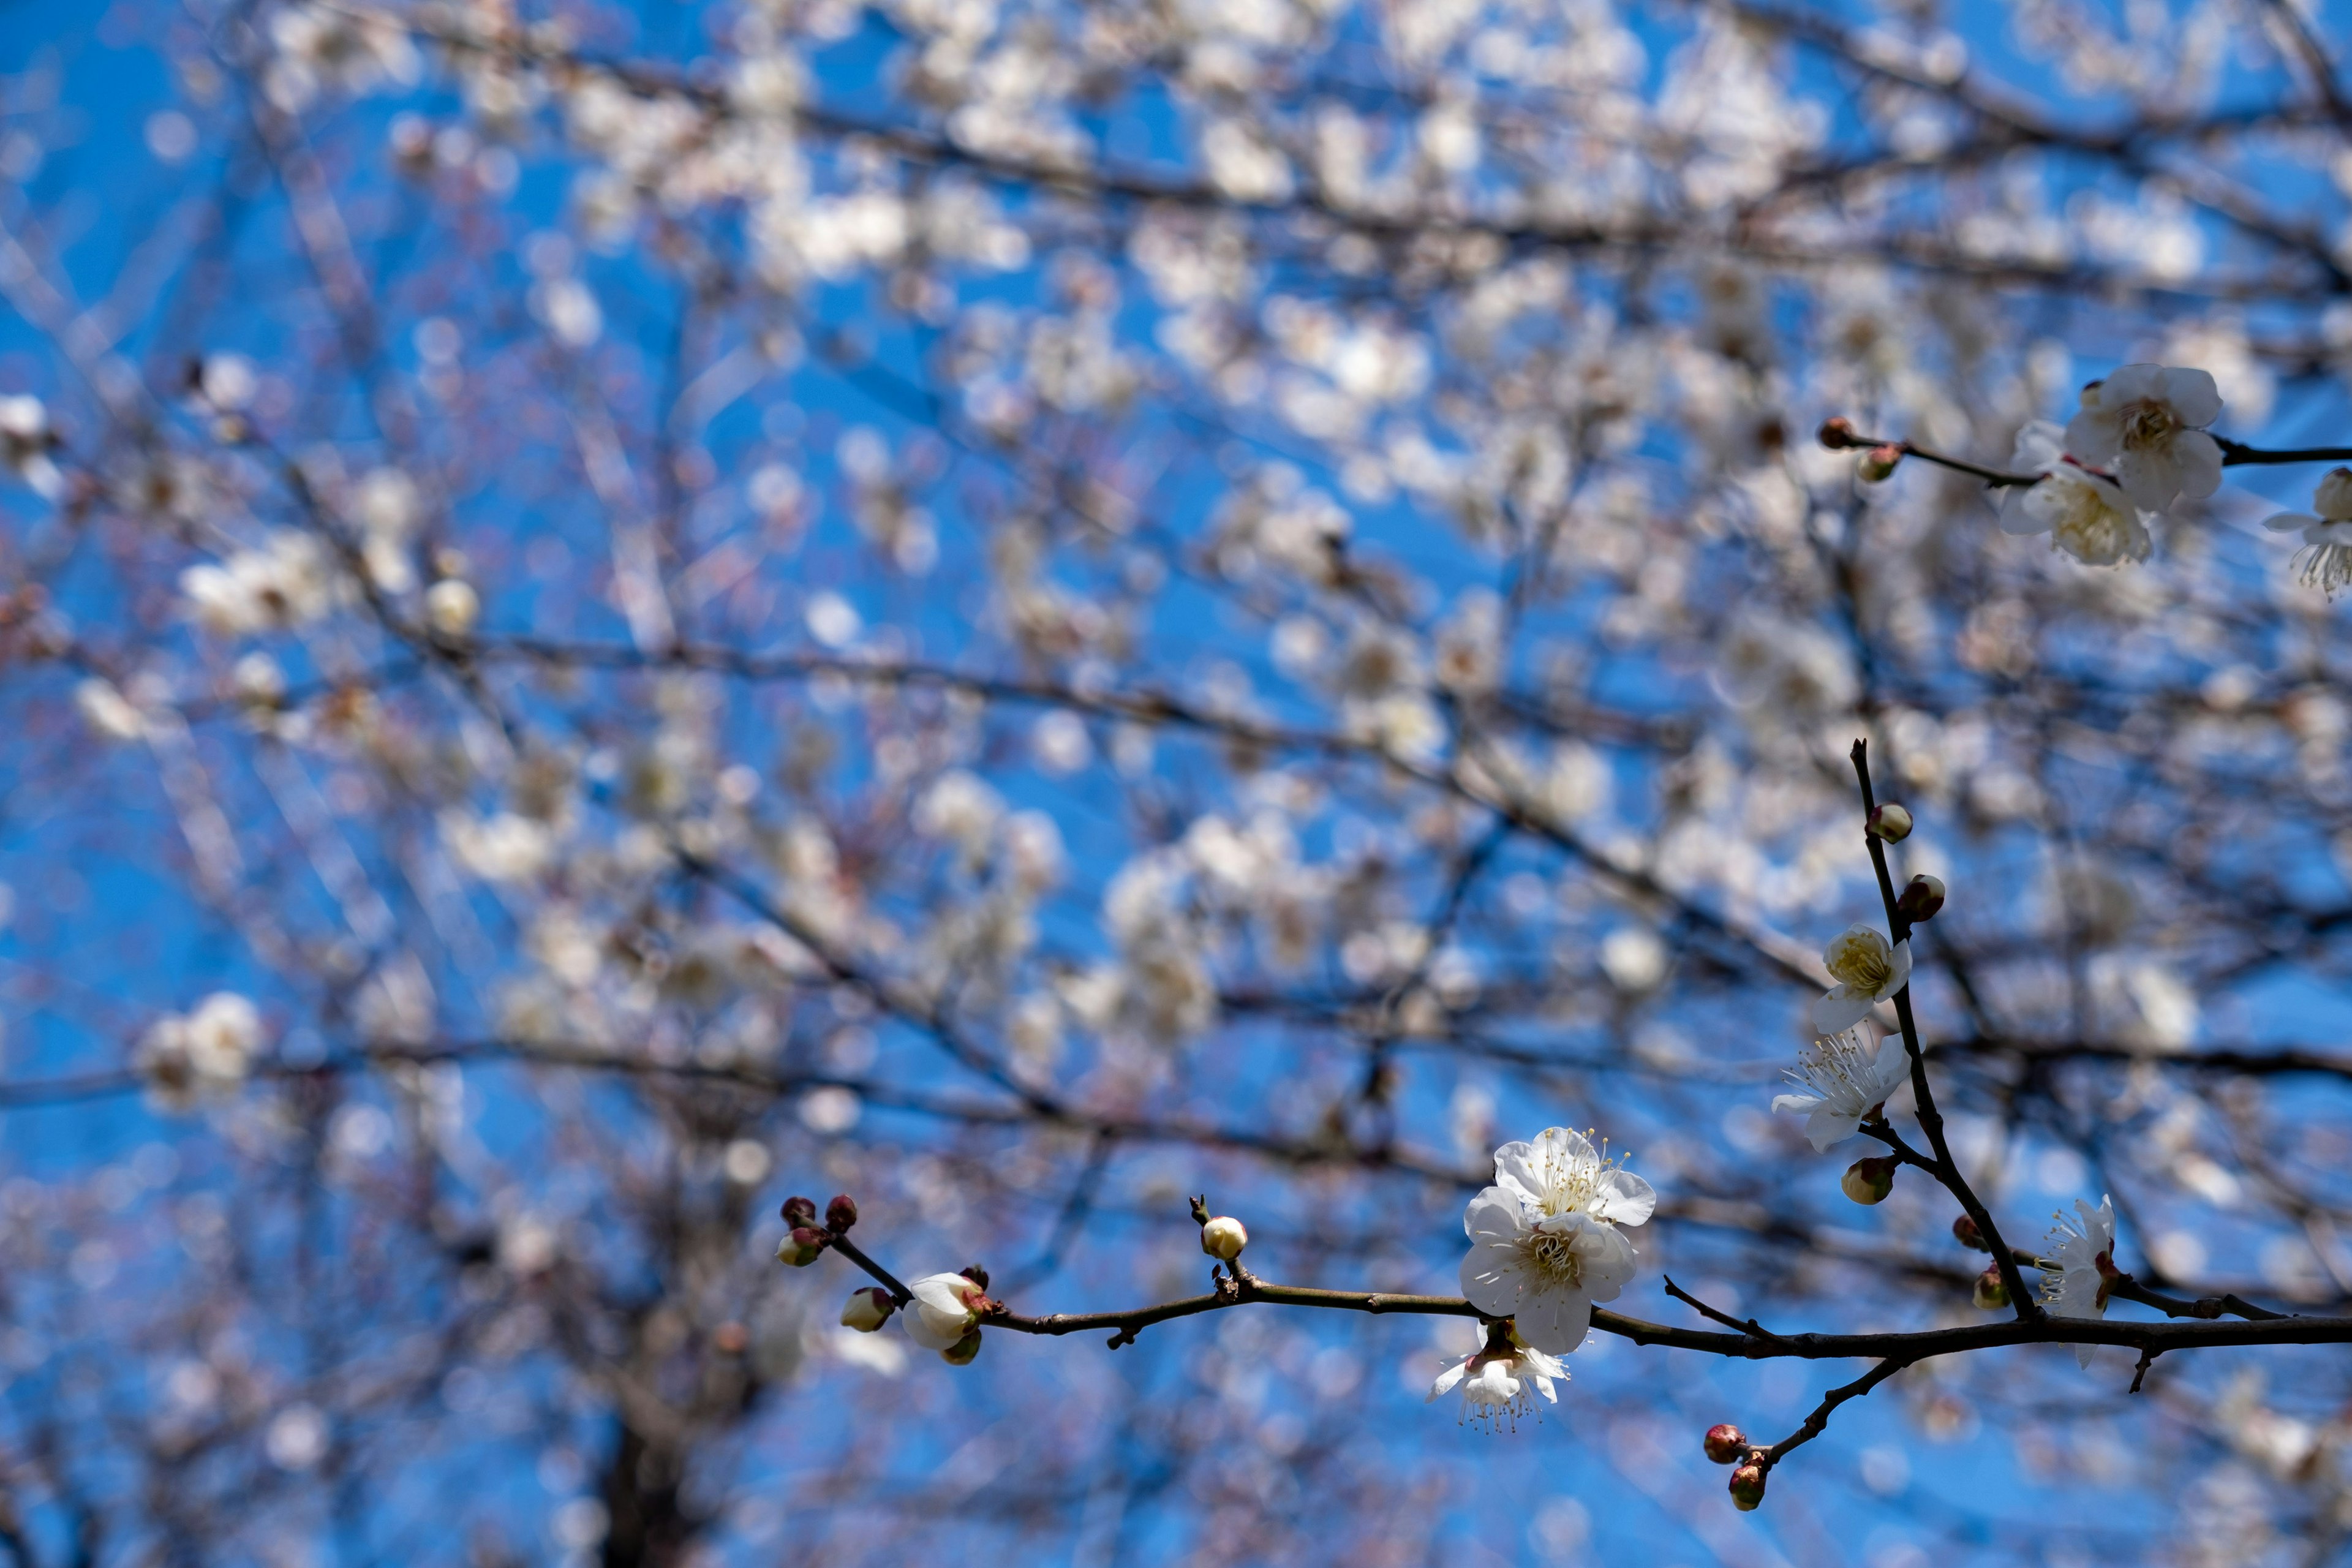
2216, 435, 2352, 466
1751, 1357, 1911, 1474
1817, 421, 2040, 486
1850, 739, 2041, 1321
1665, 1276, 1794, 1344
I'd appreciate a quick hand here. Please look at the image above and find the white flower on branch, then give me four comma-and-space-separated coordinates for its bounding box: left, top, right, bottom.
136, 992, 265, 1109
1770, 1025, 1910, 1151
1999, 422, 2150, 567
2263, 467, 2352, 596
2063, 364, 2224, 512
2040, 1196, 2119, 1368
902, 1273, 986, 1351
1459, 1127, 1654, 1354
1812, 924, 1911, 1035
1427, 1336, 1566, 1430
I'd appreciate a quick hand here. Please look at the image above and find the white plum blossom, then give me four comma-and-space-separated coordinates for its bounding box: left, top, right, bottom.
1813, 924, 1912, 1035
2000, 421, 2150, 567
136, 992, 266, 1108
2264, 467, 2352, 595
1459, 1127, 1655, 1354
902, 1272, 986, 1351
2063, 363, 2225, 511
2040, 1196, 2119, 1368
1428, 1336, 1567, 1430
1770, 1025, 1912, 1150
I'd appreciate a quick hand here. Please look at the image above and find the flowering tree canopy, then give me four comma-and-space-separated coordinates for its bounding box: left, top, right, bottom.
7, 0, 2352, 1562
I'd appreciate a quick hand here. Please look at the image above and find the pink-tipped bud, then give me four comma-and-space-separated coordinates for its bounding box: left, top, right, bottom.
1200, 1216, 1249, 1261
1896, 873, 1945, 924
781, 1196, 818, 1227
942, 1326, 984, 1365
840, 1287, 894, 1332
826, 1194, 858, 1232
1857, 444, 1902, 482
777, 1226, 827, 1267
1841, 1156, 1898, 1205
1728, 1461, 1767, 1510
1817, 417, 1860, 450
1868, 802, 1913, 842
1972, 1264, 2009, 1310
959, 1264, 991, 1291
1703, 1423, 1747, 1464
1953, 1214, 1986, 1251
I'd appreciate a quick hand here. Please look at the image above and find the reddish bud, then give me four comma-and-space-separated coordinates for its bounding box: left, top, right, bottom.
1857, 444, 1902, 482
1728, 1461, 1767, 1510
1703, 1423, 1747, 1464
1841, 1156, 1898, 1205
959, 1264, 991, 1291
1952, 1214, 1986, 1251
1896, 873, 1945, 924
780, 1196, 818, 1227
826, 1194, 858, 1232
1817, 417, 1860, 450
777, 1226, 827, 1267
1972, 1264, 2010, 1310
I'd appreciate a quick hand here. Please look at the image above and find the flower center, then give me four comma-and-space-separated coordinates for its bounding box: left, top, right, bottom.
2118, 400, 2179, 451
1826, 940, 1890, 993
2049, 483, 2138, 566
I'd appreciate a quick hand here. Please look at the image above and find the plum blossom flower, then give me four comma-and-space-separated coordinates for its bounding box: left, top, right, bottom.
136, 992, 266, 1109
2264, 467, 2352, 595
1459, 1127, 1655, 1354
2063, 364, 2225, 511
1428, 1334, 1567, 1430
902, 1272, 987, 1351
2040, 1196, 2119, 1368
1813, 924, 1912, 1035
2000, 421, 2150, 567
1770, 1025, 1911, 1150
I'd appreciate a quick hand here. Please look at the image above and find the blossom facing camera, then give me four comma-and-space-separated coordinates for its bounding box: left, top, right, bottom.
1728, 1461, 1767, 1511
826, 1194, 859, 1231
1703, 1423, 1748, 1464
903, 1272, 987, 1350
1200, 1215, 1248, 1261
1999, 421, 2151, 567
1458, 1126, 1656, 1354
2040, 1195, 2119, 1368
1973, 1264, 2010, 1310
1856, 445, 1902, 483
1896, 873, 1945, 924
2064, 363, 2224, 512
1814, 925, 1912, 1035
2264, 467, 2352, 595
1867, 802, 1913, 841
840, 1287, 894, 1332
777, 1226, 827, 1267
1842, 1156, 1898, 1205
1771, 1026, 1910, 1150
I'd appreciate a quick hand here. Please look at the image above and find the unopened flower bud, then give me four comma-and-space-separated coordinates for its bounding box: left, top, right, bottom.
826, 1194, 858, 1232
777, 1225, 827, 1267
1857, 444, 1902, 482
942, 1326, 984, 1365
1896, 873, 1945, 924
1868, 803, 1913, 842
1703, 1423, 1747, 1464
1200, 1215, 1248, 1261
1817, 417, 1860, 450
1972, 1264, 2009, 1310
1728, 1461, 1767, 1511
840, 1287, 894, 1332
781, 1196, 818, 1227
1841, 1156, 1897, 1205
1952, 1214, 1986, 1251
958, 1264, 990, 1291
424, 577, 479, 637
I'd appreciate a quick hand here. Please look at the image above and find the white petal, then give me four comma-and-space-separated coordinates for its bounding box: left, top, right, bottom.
1464, 1188, 1528, 1245
1814, 989, 1874, 1035
1427, 1360, 1468, 1401
1805, 1106, 1863, 1152
1513, 1286, 1592, 1354
2101, 363, 2165, 406
1460, 1243, 1528, 1316
1999, 484, 2054, 536
1592, 1168, 1656, 1227
1885, 940, 1912, 995
2266, 511, 2322, 535
2010, 419, 2065, 469
2173, 431, 2222, 499
1770, 1091, 1825, 1115
2073, 1341, 2097, 1371
2062, 408, 2116, 464
2160, 366, 2223, 426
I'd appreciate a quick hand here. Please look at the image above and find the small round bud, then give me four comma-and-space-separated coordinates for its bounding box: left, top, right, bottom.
712, 1321, 748, 1354
1841, 1156, 1898, 1206
781, 1196, 818, 1227
1952, 1214, 1986, 1251
1728, 1461, 1767, 1511
1817, 417, 1860, 450
840, 1287, 894, 1332
1867, 803, 1913, 842
958, 1264, 990, 1291
1972, 1264, 2010, 1310
1200, 1215, 1249, 1262
1856, 444, 1902, 483
777, 1226, 827, 1267
826, 1194, 858, 1232
941, 1326, 984, 1365
1703, 1423, 1747, 1465
1896, 873, 1945, 924
424, 577, 479, 637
